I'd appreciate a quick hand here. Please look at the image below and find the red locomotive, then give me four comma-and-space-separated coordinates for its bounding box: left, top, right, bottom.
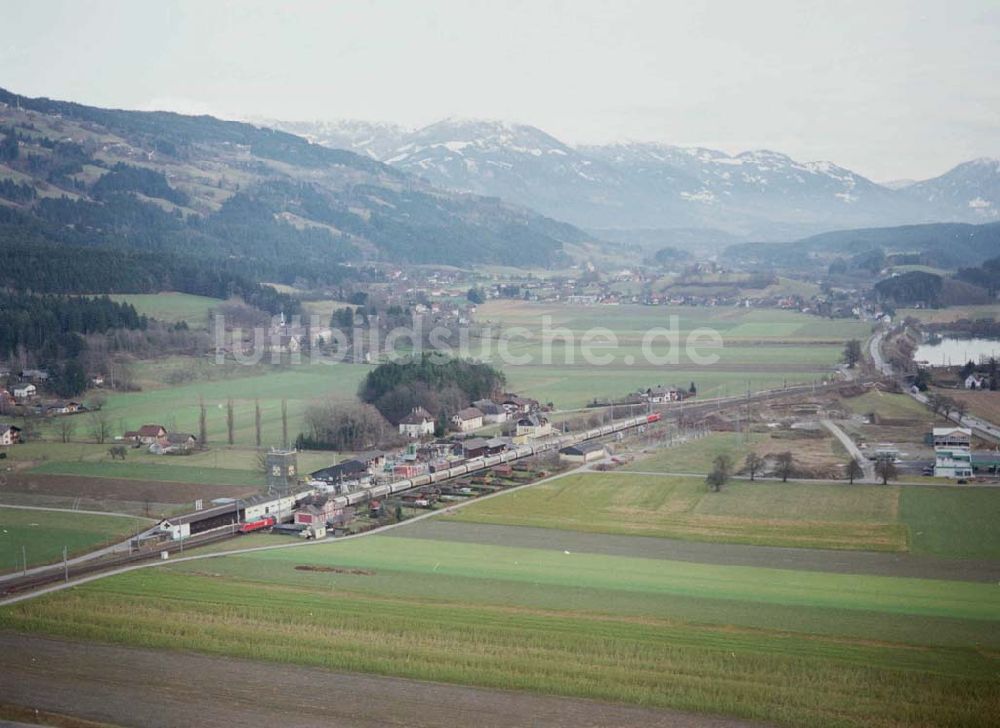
238, 515, 276, 534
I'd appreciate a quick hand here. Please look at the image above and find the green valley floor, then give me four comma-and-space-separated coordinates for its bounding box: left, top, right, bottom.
1, 474, 998, 727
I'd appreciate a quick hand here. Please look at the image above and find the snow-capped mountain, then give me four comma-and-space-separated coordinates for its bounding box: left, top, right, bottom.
580, 142, 915, 236
253, 118, 409, 160
379, 118, 635, 229
263, 118, 1000, 241
880, 179, 918, 190
901, 158, 1000, 222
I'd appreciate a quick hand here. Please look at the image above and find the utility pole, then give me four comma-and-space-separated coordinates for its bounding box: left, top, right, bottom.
63, 546, 68, 582
22, 545, 26, 575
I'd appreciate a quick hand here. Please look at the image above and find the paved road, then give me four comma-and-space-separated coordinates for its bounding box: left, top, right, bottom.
0, 465, 592, 606
869, 329, 1000, 442
869, 330, 893, 376
919, 391, 1000, 441
0, 633, 762, 728
0, 503, 145, 519
821, 419, 875, 482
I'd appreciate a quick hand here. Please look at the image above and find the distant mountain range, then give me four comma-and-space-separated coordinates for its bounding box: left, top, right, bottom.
0, 89, 593, 274
2, 85, 997, 280
724, 221, 1000, 270
263, 117, 1000, 243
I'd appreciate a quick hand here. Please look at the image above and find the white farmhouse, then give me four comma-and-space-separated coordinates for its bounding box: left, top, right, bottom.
451, 407, 484, 433
11, 383, 36, 401
398, 407, 434, 438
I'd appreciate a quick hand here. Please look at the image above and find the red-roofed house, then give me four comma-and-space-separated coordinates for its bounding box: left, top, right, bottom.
125, 424, 167, 445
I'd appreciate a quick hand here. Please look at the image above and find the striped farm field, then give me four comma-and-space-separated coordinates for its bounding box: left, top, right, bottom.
473, 301, 873, 407
2, 534, 997, 727
452, 472, 909, 551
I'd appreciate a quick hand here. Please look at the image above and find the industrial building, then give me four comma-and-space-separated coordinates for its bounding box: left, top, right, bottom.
933, 427, 973, 479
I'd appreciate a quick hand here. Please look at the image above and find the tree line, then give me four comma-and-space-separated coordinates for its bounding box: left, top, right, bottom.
359, 354, 506, 425
705, 449, 895, 490
0, 291, 146, 361
0, 242, 302, 317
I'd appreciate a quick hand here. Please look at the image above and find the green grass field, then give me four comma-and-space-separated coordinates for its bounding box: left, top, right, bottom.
474, 302, 872, 407
452, 472, 908, 551
840, 391, 931, 420
96, 361, 369, 447
625, 432, 754, 473
454, 471, 1000, 559
0, 507, 151, 572
3, 296, 996, 726
6, 441, 337, 479
625, 430, 848, 478
3, 535, 997, 726
902, 487, 1000, 559
897, 305, 999, 324
109, 292, 221, 327
478, 302, 872, 343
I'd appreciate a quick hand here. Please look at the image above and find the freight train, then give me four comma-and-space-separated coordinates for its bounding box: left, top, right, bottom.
161, 412, 659, 538
328, 412, 661, 508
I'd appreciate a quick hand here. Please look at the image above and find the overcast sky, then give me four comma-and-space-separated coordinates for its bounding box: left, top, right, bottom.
3, 0, 998, 181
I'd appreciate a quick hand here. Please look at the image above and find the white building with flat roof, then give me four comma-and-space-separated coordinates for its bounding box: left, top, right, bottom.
933, 427, 973, 479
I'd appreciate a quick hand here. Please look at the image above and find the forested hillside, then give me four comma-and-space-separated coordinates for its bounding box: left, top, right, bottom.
0, 242, 304, 315
0, 88, 590, 274
724, 221, 1000, 270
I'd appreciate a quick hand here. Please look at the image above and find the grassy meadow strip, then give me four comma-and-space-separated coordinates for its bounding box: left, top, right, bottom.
0, 507, 151, 571
2, 568, 995, 728
452, 473, 909, 551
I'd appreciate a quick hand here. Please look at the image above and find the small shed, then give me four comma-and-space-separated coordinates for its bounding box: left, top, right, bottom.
461, 437, 490, 458
559, 441, 607, 463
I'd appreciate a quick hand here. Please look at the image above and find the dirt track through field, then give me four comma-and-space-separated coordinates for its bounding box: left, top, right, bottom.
0, 633, 761, 728
395, 520, 1000, 582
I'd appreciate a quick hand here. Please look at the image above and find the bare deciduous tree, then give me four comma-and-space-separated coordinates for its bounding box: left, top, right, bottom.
845, 459, 864, 484
198, 396, 208, 446
774, 451, 795, 482
875, 458, 898, 485
254, 399, 262, 448
55, 417, 76, 443
704, 452, 734, 492
18, 412, 41, 442
713, 453, 734, 479
842, 339, 862, 368
226, 398, 235, 445
705, 469, 725, 492
281, 399, 288, 449
302, 399, 398, 450
88, 410, 112, 444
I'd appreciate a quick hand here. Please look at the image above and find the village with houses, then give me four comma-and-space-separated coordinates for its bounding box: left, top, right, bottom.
4, 333, 999, 561
0, 36, 999, 726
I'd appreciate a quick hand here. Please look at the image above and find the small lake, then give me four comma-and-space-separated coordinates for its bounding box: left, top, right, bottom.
915, 337, 1000, 366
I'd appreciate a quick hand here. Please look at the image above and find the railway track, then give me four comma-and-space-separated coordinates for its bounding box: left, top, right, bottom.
1, 382, 847, 598
0, 528, 238, 597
